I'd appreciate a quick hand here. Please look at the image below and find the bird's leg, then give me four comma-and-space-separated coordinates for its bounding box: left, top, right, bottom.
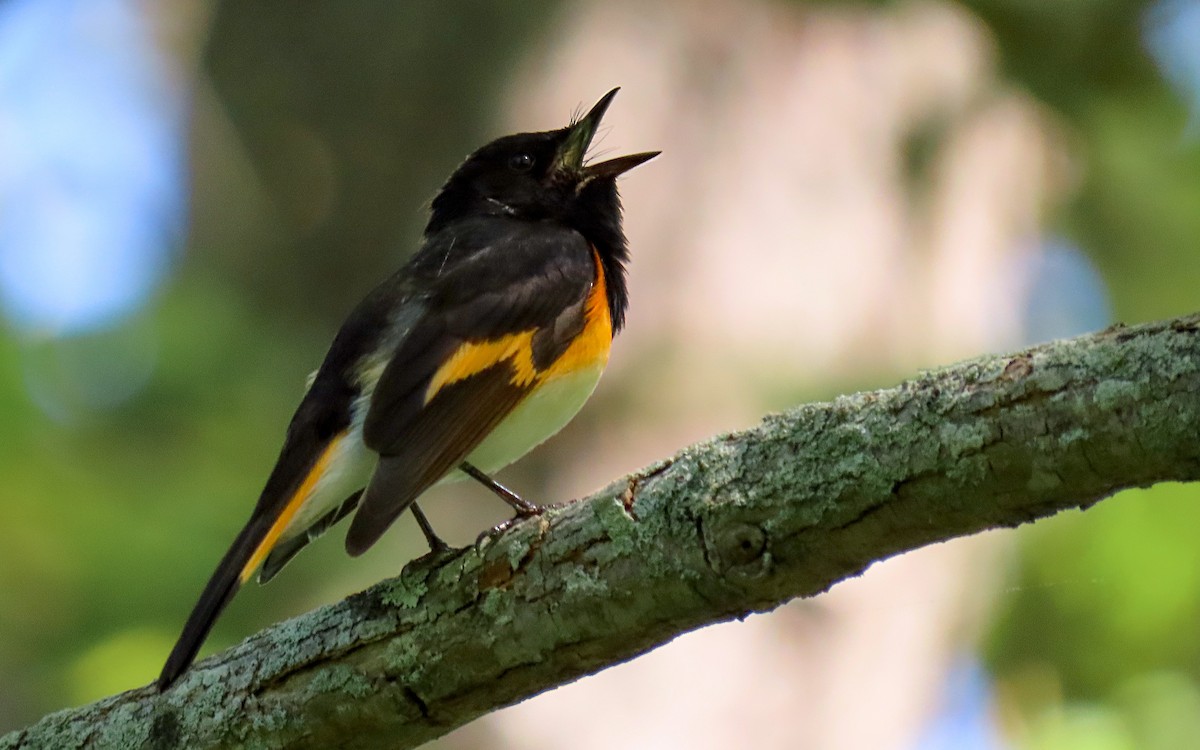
409, 502, 450, 554
459, 462, 543, 517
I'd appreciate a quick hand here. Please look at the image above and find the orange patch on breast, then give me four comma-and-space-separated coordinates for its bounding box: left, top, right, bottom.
540, 254, 612, 381
239, 434, 343, 584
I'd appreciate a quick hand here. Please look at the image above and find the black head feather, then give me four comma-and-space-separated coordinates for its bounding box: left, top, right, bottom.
425, 90, 657, 332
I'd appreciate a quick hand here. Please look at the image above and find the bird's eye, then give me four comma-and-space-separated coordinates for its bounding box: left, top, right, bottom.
508, 152, 535, 173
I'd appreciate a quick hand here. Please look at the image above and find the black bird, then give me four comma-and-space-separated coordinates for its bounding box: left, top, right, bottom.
157, 88, 658, 690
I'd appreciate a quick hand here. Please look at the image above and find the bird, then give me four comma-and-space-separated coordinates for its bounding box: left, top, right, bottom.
156, 88, 658, 691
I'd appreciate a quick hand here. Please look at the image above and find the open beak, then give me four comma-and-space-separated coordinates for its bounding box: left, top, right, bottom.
557, 87, 661, 179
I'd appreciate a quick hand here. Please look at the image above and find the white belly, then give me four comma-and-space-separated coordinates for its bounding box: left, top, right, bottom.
444, 362, 606, 481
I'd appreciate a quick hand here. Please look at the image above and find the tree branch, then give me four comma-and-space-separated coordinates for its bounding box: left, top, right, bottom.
8, 313, 1200, 750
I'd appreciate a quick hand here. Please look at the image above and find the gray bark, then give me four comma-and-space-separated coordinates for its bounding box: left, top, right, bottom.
6, 313, 1200, 750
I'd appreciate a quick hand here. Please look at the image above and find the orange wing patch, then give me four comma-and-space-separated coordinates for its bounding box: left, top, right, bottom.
239, 434, 344, 583
424, 249, 613, 404
424, 331, 539, 405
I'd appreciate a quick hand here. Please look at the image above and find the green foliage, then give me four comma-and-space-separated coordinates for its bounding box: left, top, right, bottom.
4, 0, 1200, 743
962, 0, 1200, 744
988, 483, 1200, 746
989, 484, 1200, 694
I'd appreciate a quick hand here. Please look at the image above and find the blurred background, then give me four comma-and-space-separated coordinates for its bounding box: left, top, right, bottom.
1, 0, 1199, 747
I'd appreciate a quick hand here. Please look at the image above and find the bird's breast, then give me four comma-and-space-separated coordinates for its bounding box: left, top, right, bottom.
449, 255, 614, 476
537, 258, 613, 381
455, 360, 607, 477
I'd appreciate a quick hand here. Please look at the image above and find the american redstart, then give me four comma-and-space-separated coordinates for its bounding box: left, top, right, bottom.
157, 88, 658, 690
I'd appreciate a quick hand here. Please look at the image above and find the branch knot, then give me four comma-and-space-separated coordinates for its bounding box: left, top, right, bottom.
701, 517, 772, 579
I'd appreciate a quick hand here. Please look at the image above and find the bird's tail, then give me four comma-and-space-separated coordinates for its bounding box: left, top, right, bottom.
156, 515, 272, 691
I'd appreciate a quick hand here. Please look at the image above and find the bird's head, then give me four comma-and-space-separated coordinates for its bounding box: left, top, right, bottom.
426, 88, 659, 236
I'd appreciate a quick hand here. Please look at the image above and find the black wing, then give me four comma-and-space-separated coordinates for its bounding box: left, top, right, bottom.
344, 216, 595, 555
